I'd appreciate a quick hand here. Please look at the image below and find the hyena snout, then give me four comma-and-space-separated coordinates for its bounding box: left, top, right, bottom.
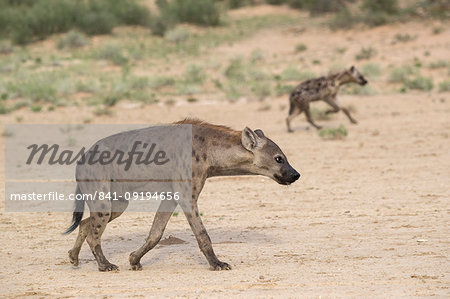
359, 77, 368, 85
275, 166, 300, 185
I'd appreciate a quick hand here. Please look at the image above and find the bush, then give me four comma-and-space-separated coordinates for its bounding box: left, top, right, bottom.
158, 0, 221, 27
95, 42, 128, 65
57, 30, 88, 49
318, 125, 348, 140
355, 47, 377, 60
295, 43, 307, 53
362, 0, 399, 15
285, 0, 345, 15
362, 63, 382, 79
225, 58, 245, 81
77, 11, 117, 35
0, 0, 151, 44
329, 8, 358, 29
404, 76, 433, 91
439, 80, 450, 92
389, 65, 418, 83
0, 39, 13, 54
428, 60, 449, 69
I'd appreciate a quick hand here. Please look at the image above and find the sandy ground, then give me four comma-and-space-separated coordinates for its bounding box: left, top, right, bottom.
1, 5, 450, 297
1, 92, 449, 297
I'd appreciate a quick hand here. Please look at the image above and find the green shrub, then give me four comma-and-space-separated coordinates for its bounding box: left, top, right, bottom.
439, 80, 450, 92
77, 11, 117, 35
165, 27, 190, 44
185, 64, 205, 85
428, 60, 449, 69
393, 33, 416, 43
295, 43, 307, 53
0, 40, 13, 54
329, 8, 358, 29
362, 63, 382, 79
362, 0, 399, 15
95, 42, 128, 65
158, 0, 221, 27
148, 76, 175, 89
0, 0, 151, 44
404, 76, 433, 91
318, 125, 348, 140
57, 30, 88, 49
225, 58, 245, 81
389, 65, 418, 83
285, 0, 345, 15
355, 47, 377, 60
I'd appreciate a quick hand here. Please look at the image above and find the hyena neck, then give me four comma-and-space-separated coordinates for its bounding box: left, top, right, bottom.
333, 71, 353, 86
207, 132, 254, 177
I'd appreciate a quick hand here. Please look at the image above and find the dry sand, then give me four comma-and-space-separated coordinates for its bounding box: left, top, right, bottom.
1, 93, 449, 297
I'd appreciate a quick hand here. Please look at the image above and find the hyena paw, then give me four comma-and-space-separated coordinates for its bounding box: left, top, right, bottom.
316, 126, 323, 130
351, 119, 358, 124
129, 252, 142, 271
99, 262, 119, 272
210, 261, 232, 271
130, 263, 142, 271
287, 129, 294, 133
68, 249, 79, 267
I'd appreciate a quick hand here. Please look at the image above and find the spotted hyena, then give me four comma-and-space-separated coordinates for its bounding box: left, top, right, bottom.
66, 119, 300, 272
286, 66, 368, 132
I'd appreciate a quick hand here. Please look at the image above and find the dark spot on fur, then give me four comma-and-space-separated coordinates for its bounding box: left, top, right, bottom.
97, 224, 101, 228
195, 211, 199, 217
212, 141, 218, 146
98, 212, 103, 217
192, 150, 196, 157
199, 136, 205, 142
195, 155, 200, 162
202, 153, 207, 161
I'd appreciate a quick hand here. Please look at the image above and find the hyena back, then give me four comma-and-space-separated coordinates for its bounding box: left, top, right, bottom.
66, 119, 300, 272
286, 66, 368, 132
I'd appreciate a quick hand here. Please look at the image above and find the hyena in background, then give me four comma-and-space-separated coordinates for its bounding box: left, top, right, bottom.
286, 66, 368, 132
66, 119, 300, 272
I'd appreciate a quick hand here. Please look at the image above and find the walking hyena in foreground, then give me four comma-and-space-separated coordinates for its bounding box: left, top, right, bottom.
286, 66, 368, 132
66, 119, 300, 272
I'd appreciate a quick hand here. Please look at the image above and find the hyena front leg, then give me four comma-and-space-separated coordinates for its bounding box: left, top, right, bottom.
324, 97, 357, 124
180, 199, 231, 271
129, 199, 178, 271
85, 199, 118, 272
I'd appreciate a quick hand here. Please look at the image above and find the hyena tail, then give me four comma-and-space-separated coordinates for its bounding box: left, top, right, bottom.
63, 185, 85, 234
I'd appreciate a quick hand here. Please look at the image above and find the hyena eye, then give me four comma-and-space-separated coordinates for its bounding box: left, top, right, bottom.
275, 156, 284, 164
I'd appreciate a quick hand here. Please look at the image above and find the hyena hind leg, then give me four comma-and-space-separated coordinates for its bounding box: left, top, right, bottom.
68, 210, 124, 267
286, 104, 302, 133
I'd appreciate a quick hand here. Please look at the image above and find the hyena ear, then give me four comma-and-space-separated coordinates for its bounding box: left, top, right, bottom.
242, 127, 262, 151
350, 66, 355, 72
254, 129, 265, 138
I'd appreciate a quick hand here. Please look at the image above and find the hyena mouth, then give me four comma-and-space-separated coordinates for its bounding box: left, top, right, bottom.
274, 174, 291, 185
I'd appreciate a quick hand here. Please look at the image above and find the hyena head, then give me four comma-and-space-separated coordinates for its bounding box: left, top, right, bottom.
349, 66, 368, 86
241, 128, 300, 185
